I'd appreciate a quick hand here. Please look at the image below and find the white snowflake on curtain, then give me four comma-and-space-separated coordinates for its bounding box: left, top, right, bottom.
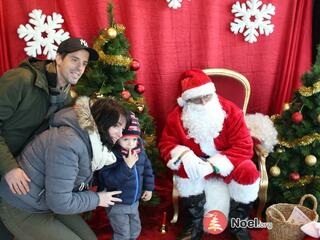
166, 0, 191, 9
230, 0, 275, 43
17, 9, 70, 59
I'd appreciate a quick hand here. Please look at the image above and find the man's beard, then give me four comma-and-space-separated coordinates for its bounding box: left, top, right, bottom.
181, 94, 226, 156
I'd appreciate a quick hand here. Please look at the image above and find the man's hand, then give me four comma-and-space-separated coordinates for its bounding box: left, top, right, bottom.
97, 190, 122, 207
4, 168, 31, 195
141, 191, 152, 201
123, 150, 138, 168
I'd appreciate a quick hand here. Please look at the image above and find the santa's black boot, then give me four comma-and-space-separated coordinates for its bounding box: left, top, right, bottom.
228, 199, 252, 240
178, 192, 206, 240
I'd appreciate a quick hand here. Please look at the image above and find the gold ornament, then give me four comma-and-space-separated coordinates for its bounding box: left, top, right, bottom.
305, 155, 317, 166
270, 165, 281, 177
283, 103, 290, 111
276, 147, 284, 153
137, 104, 144, 113
106, 27, 117, 39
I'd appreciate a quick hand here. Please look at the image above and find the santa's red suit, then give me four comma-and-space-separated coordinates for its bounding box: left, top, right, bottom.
159, 95, 260, 217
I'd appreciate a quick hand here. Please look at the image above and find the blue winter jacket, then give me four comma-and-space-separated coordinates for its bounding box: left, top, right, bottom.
99, 147, 155, 205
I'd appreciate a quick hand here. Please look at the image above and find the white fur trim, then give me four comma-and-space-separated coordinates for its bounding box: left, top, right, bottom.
174, 175, 205, 197
208, 154, 234, 176
181, 82, 215, 101
89, 131, 116, 171
177, 97, 186, 107
167, 145, 190, 170
228, 178, 260, 204
204, 178, 230, 219
245, 113, 278, 153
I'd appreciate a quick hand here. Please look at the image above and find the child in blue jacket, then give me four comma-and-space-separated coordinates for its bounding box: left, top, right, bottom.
99, 112, 155, 240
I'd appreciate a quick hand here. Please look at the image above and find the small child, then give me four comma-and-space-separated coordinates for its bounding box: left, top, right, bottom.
99, 112, 155, 240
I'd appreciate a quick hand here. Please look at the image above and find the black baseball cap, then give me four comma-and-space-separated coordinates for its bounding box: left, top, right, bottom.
57, 37, 99, 61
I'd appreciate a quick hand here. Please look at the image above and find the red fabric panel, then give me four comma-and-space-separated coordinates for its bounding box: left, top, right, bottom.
0, 0, 312, 136
269, 0, 313, 113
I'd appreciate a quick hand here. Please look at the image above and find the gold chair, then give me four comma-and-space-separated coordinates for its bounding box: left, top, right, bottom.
170, 68, 269, 223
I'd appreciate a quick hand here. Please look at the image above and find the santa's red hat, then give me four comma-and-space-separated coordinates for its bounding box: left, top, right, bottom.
177, 69, 216, 107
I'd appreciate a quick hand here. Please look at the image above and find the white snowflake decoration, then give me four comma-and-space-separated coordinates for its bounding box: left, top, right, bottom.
167, 0, 183, 9
166, 0, 191, 9
17, 9, 70, 59
230, 0, 275, 43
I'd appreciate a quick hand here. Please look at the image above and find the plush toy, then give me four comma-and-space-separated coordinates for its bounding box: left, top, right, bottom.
245, 113, 278, 153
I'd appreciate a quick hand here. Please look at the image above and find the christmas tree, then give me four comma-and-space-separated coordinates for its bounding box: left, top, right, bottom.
76, 3, 162, 173
266, 46, 320, 214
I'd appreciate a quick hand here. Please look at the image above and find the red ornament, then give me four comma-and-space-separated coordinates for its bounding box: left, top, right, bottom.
121, 90, 131, 100
290, 172, 300, 181
130, 59, 140, 71
291, 112, 303, 123
134, 84, 145, 94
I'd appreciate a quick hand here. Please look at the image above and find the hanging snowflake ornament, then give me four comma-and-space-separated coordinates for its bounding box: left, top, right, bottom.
230, 0, 275, 43
167, 0, 183, 9
17, 9, 70, 59
166, 0, 191, 9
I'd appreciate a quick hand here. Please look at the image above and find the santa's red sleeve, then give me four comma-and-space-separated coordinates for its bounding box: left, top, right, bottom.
159, 107, 193, 177
158, 107, 179, 159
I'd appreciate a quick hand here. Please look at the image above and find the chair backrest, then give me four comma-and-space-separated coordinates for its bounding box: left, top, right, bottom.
202, 68, 250, 114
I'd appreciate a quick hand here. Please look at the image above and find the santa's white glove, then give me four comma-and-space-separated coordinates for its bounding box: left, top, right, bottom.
197, 161, 214, 178
181, 151, 212, 180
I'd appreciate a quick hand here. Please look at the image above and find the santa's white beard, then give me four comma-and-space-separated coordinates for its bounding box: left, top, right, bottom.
181, 95, 226, 156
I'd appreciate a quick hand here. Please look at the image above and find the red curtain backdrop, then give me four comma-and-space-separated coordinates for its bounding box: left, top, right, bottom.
0, 0, 312, 135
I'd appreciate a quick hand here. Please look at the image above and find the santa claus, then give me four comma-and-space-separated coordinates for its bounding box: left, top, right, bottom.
159, 69, 260, 240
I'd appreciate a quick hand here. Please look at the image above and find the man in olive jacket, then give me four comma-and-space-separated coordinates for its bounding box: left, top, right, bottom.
0, 37, 98, 239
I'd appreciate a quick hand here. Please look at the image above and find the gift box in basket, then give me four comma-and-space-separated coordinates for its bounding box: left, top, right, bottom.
266, 194, 318, 240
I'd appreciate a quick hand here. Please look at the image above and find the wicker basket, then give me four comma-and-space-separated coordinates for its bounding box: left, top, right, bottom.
266, 194, 318, 240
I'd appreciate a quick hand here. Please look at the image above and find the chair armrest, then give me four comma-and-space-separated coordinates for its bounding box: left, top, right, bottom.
254, 144, 269, 220
254, 144, 269, 159
171, 175, 179, 223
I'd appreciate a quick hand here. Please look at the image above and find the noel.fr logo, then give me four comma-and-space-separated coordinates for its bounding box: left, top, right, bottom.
203, 210, 228, 234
